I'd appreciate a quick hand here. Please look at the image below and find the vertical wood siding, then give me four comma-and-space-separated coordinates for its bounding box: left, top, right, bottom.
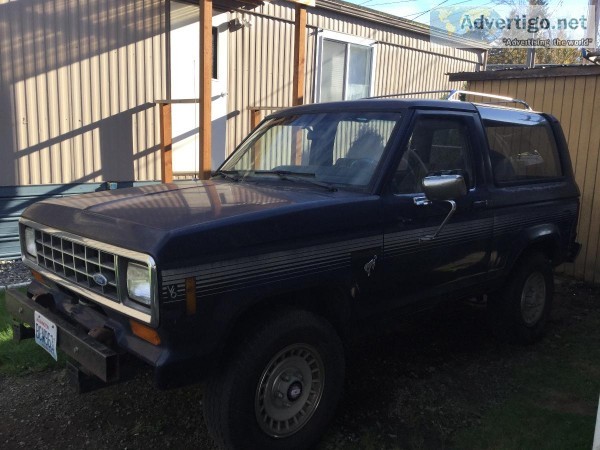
226, 1, 484, 156
0, 0, 167, 187
468, 75, 600, 284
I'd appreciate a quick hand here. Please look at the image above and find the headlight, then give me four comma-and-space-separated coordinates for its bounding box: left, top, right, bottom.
127, 262, 152, 306
24, 227, 37, 257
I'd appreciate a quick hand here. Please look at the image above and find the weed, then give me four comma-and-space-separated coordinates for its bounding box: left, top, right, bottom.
0, 290, 63, 375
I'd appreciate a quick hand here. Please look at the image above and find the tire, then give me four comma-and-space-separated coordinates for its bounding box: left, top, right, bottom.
203, 309, 345, 450
488, 251, 554, 345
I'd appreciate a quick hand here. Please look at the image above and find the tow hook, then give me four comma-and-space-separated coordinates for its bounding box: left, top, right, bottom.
88, 327, 116, 348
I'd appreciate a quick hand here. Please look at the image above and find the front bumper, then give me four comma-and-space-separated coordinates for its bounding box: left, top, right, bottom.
5, 289, 119, 383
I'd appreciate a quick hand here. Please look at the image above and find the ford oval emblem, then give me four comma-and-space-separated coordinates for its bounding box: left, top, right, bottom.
92, 273, 108, 287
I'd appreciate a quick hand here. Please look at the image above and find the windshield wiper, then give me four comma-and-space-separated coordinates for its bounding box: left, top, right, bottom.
253, 170, 316, 178
213, 169, 241, 182
252, 170, 337, 192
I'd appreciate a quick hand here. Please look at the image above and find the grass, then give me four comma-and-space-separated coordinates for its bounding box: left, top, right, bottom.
453, 398, 594, 450
0, 289, 63, 375
1, 278, 599, 449
452, 298, 600, 450
318, 278, 600, 450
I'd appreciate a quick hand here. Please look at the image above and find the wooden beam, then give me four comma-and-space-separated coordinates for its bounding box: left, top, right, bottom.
249, 108, 263, 169
159, 103, 173, 183
250, 108, 262, 130
199, 0, 213, 179
292, 5, 307, 165
292, 5, 307, 106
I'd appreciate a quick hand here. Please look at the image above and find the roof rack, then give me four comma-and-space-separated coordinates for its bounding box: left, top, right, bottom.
368, 89, 532, 111
447, 90, 532, 110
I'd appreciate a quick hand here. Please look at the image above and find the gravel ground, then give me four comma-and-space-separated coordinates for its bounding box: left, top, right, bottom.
0, 276, 599, 449
0, 260, 31, 288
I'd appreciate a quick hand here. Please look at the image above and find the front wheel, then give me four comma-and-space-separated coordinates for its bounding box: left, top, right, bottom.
204, 310, 345, 450
488, 251, 554, 344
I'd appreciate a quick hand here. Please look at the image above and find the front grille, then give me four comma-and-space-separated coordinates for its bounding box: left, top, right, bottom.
34, 229, 119, 301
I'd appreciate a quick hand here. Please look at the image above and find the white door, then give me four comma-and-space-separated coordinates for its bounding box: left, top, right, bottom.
170, 3, 228, 174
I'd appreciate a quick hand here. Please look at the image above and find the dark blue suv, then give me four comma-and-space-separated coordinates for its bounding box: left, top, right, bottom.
7, 94, 580, 449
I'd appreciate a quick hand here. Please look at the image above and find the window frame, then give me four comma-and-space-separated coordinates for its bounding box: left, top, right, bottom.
314, 30, 377, 103
218, 111, 404, 193
477, 107, 565, 187
483, 118, 564, 187
388, 112, 480, 196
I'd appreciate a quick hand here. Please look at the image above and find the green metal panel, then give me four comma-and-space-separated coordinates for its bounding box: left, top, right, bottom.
0, 182, 160, 260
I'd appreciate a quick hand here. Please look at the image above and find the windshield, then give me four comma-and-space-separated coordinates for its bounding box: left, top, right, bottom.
219, 111, 402, 190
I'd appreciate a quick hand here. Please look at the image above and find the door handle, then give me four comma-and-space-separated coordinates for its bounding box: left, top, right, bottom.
473, 200, 488, 209
413, 196, 431, 206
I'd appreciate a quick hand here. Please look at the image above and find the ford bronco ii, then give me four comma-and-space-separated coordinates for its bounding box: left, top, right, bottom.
6, 91, 580, 449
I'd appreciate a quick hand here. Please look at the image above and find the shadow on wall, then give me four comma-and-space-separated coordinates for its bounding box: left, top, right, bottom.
0, 103, 157, 185
0, 0, 166, 187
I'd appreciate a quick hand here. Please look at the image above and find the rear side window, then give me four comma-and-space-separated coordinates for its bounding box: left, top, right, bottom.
484, 116, 562, 184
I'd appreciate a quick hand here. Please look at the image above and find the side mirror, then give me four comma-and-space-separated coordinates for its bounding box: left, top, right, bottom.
419, 174, 467, 242
422, 174, 467, 201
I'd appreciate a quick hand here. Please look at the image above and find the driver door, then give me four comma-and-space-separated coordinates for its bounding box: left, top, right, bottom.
381, 111, 493, 308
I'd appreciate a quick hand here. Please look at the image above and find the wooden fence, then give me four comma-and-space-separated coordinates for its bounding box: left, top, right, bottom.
450, 66, 600, 284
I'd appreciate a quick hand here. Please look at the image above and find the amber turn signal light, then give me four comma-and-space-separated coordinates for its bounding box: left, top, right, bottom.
185, 277, 197, 316
130, 320, 161, 345
32, 270, 44, 283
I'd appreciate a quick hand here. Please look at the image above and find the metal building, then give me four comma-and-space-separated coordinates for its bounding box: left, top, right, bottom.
0, 0, 486, 259
450, 66, 600, 284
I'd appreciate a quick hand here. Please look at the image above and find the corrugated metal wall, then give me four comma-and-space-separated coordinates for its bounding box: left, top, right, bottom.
0, 0, 484, 259
0, 181, 159, 259
227, 3, 295, 151
0, 0, 481, 186
226, 1, 485, 155
467, 73, 600, 284
0, 0, 167, 188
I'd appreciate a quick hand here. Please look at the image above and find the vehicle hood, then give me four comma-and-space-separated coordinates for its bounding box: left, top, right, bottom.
22, 180, 380, 265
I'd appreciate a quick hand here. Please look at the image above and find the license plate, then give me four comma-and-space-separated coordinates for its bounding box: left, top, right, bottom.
34, 311, 58, 360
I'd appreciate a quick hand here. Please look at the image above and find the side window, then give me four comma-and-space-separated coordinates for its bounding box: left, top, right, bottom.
484, 118, 562, 183
392, 117, 474, 194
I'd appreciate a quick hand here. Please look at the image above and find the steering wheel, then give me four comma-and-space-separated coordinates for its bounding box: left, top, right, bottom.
394, 149, 429, 193
350, 158, 378, 171
405, 149, 428, 177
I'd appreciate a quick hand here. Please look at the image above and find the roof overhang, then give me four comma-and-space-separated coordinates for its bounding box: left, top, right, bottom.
449, 65, 600, 82
214, 0, 264, 11
315, 0, 489, 51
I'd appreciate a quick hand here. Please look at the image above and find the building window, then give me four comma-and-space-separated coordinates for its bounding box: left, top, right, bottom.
317, 32, 376, 102
212, 26, 218, 80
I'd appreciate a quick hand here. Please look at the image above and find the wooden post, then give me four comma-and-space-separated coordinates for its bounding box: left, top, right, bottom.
250, 108, 262, 130
250, 108, 263, 169
199, 0, 213, 179
292, 5, 307, 107
159, 103, 173, 183
292, 5, 307, 165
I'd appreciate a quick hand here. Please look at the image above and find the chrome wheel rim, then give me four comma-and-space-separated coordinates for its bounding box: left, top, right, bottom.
255, 344, 325, 438
520, 271, 546, 326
